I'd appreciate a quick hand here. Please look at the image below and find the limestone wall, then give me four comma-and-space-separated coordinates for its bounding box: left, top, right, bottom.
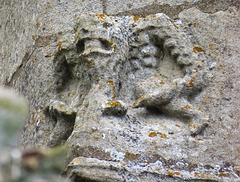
1, 1, 239, 181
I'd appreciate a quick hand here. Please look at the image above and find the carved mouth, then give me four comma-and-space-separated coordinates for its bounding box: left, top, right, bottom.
80, 47, 113, 56
77, 38, 114, 57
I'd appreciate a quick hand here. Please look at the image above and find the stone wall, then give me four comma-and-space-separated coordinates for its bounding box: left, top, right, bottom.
1, 0, 239, 181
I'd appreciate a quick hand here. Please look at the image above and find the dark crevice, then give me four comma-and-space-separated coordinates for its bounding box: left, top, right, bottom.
144, 106, 192, 123
45, 106, 77, 148
100, 38, 112, 50
149, 34, 165, 60
76, 39, 85, 54
54, 53, 72, 92
146, 106, 164, 116
72, 174, 101, 182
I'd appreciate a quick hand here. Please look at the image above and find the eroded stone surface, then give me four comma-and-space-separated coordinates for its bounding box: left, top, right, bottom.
108, 0, 239, 19
1, 1, 240, 181
42, 13, 237, 181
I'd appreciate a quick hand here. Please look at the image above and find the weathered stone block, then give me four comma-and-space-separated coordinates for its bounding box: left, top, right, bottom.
1, 1, 240, 181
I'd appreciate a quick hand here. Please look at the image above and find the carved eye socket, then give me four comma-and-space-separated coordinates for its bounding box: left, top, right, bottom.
76, 39, 85, 54
100, 39, 112, 51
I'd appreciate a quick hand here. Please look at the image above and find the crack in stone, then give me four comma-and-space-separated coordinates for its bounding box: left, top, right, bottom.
101, 0, 107, 14
5, 48, 36, 87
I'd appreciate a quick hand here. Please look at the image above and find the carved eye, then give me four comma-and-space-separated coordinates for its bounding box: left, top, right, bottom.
100, 39, 112, 51
76, 39, 84, 54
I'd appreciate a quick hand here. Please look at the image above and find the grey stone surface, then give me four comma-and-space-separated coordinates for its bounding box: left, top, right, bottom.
0, 1, 38, 85
1, 0, 240, 181
1, 0, 103, 147
107, 0, 239, 18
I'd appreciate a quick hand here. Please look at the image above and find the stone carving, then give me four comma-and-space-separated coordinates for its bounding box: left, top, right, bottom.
46, 100, 76, 147
49, 13, 213, 180
127, 19, 210, 136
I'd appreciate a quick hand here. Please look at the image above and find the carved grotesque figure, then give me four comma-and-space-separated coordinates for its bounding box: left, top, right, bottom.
126, 16, 210, 135
48, 13, 210, 180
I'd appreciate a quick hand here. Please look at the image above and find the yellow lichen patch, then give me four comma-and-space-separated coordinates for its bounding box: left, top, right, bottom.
96, 14, 106, 23
187, 79, 195, 87
167, 171, 174, 176
194, 172, 200, 176
109, 38, 114, 44
32, 57, 36, 68
132, 96, 144, 107
58, 104, 65, 108
76, 35, 82, 40
181, 107, 185, 110
218, 172, 230, 177
133, 15, 147, 21
133, 14, 156, 22
148, 15, 156, 18
112, 44, 117, 52
105, 100, 121, 107
174, 172, 180, 175
193, 46, 205, 53
167, 171, 180, 176
173, 24, 179, 29
194, 22, 200, 27
182, 105, 191, 110
125, 152, 139, 161
57, 40, 63, 51
121, 165, 127, 170
133, 16, 140, 22
106, 79, 113, 86
148, 132, 167, 138
94, 136, 100, 140
160, 80, 165, 84
103, 24, 108, 29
